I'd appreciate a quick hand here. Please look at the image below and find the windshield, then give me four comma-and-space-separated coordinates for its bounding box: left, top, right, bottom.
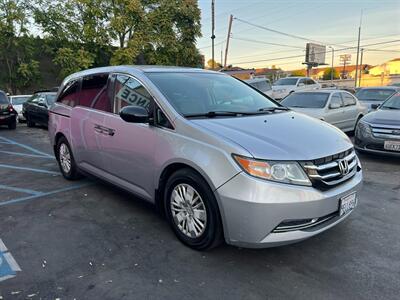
355, 89, 396, 101
0, 92, 9, 104
381, 93, 400, 109
11, 96, 30, 105
281, 92, 329, 108
274, 78, 298, 86
46, 94, 57, 105
146, 72, 278, 116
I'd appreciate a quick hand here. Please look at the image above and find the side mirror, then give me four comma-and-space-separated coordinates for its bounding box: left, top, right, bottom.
329, 102, 341, 109
298, 83, 305, 87
120, 105, 149, 123
371, 104, 380, 110
37, 100, 47, 107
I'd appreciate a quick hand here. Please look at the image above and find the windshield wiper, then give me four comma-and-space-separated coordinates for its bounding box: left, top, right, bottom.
257, 106, 290, 112
184, 111, 253, 118
382, 106, 399, 110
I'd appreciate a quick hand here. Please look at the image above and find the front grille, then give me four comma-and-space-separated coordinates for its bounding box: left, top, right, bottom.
301, 148, 358, 189
371, 124, 400, 140
272, 211, 338, 233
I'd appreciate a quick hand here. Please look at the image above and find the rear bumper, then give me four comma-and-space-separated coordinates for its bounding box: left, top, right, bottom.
216, 170, 362, 248
0, 114, 16, 125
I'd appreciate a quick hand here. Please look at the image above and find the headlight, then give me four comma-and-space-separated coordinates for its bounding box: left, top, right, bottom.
233, 155, 312, 186
356, 120, 372, 138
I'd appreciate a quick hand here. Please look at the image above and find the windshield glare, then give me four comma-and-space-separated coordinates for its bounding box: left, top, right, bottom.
381, 93, 400, 109
274, 78, 298, 86
46, 94, 57, 105
281, 92, 328, 108
147, 73, 278, 116
0, 93, 8, 104
11, 96, 30, 105
355, 89, 395, 101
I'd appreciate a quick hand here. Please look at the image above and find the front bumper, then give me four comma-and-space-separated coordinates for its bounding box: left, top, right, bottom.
216, 170, 362, 248
354, 134, 400, 157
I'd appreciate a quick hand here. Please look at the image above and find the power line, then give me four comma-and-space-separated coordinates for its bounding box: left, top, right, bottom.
233, 17, 330, 45
231, 37, 305, 49
230, 39, 400, 65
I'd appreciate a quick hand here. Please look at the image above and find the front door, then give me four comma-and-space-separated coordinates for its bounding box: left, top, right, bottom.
325, 93, 346, 130
101, 74, 157, 201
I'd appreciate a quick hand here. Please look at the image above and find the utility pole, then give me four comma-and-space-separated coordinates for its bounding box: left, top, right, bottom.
211, 0, 215, 69
224, 14, 233, 68
359, 48, 364, 87
354, 11, 363, 87
329, 46, 335, 85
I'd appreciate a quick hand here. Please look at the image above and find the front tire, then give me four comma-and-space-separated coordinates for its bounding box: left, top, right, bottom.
56, 137, 81, 180
164, 168, 223, 250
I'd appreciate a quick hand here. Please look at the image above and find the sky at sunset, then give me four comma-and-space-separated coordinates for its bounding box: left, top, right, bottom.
197, 0, 400, 70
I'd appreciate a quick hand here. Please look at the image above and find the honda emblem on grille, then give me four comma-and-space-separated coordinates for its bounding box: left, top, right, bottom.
338, 159, 350, 176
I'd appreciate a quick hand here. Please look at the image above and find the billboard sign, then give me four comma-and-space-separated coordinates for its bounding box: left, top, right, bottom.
305, 43, 326, 65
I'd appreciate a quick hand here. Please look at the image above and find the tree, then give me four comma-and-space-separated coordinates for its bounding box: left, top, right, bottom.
323, 67, 340, 80
0, 0, 41, 93
206, 59, 222, 69
290, 70, 306, 77
53, 48, 94, 78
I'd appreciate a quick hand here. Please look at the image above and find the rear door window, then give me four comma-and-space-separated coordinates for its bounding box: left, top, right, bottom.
330, 93, 343, 108
341, 92, 356, 106
80, 74, 110, 112
58, 80, 80, 107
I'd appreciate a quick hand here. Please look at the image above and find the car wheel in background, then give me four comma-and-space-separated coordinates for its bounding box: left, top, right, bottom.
27, 117, 35, 127
354, 115, 363, 132
56, 137, 82, 180
164, 168, 223, 250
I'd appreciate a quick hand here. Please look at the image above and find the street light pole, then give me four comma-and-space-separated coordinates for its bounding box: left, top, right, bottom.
211, 0, 215, 69
329, 46, 334, 85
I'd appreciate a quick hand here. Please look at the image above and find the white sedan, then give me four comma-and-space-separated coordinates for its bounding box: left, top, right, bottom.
10, 95, 31, 122
281, 90, 368, 133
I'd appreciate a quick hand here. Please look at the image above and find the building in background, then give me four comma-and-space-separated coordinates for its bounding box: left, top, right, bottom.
369, 58, 400, 76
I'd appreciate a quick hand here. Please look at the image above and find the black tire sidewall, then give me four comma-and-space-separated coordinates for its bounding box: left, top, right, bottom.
164, 169, 222, 250
56, 137, 79, 180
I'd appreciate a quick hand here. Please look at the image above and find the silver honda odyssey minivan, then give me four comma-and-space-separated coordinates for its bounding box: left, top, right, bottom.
49, 66, 362, 250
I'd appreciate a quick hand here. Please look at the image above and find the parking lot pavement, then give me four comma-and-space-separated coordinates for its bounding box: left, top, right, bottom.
0, 125, 399, 300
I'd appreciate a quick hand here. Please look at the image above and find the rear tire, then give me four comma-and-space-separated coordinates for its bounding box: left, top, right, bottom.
164, 168, 223, 250
27, 117, 35, 127
56, 137, 82, 180
8, 119, 16, 130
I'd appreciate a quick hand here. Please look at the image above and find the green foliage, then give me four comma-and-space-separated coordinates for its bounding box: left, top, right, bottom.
0, 0, 41, 93
323, 68, 340, 80
53, 48, 95, 78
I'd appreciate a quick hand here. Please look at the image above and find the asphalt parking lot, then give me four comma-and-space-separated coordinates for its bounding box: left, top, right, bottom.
0, 125, 399, 300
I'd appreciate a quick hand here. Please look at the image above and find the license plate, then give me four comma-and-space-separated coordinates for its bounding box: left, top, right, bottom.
384, 141, 400, 152
340, 192, 357, 216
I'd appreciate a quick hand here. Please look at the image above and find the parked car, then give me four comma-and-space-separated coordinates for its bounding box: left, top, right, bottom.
23, 91, 57, 127
10, 95, 31, 122
272, 77, 320, 100
49, 66, 362, 250
281, 90, 367, 133
244, 77, 273, 98
355, 86, 399, 112
355, 92, 400, 156
322, 86, 357, 95
0, 90, 17, 129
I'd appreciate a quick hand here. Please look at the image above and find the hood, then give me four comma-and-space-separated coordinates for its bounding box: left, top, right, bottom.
272, 85, 295, 91
287, 107, 324, 119
362, 109, 400, 126
191, 111, 352, 161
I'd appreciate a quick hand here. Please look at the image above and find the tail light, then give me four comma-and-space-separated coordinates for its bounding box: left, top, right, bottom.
8, 105, 14, 113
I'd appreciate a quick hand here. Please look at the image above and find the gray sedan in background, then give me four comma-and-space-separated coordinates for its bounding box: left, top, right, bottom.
355, 86, 399, 112
10, 95, 31, 122
281, 90, 367, 133
355, 92, 400, 156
